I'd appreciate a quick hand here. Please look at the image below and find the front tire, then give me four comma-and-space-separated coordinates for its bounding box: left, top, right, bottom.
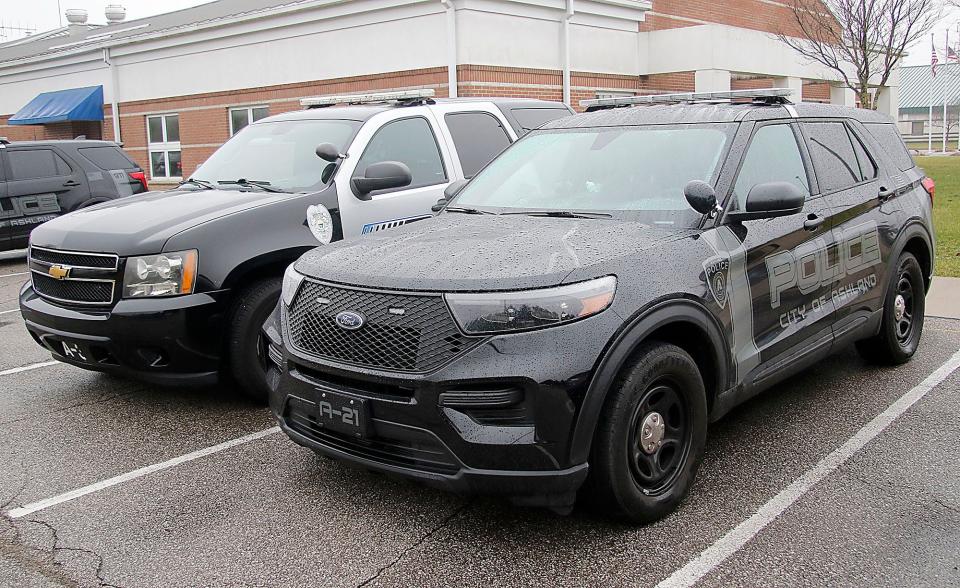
855, 252, 925, 365
226, 277, 281, 402
585, 342, 708, 524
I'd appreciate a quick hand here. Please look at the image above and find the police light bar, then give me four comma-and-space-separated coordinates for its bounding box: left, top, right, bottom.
580, 88, 794, 110
300, 89, 436, 108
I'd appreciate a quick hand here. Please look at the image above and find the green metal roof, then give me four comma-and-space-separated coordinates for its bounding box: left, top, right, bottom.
900, 64, 960, 111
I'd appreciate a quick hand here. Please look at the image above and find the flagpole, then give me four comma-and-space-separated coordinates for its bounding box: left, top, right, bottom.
944, 30, 949, 152
929, 32, 935, 152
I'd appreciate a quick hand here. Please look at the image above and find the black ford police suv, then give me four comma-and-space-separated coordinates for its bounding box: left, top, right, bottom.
0, 139, 146, 252
265, 90, 935, 522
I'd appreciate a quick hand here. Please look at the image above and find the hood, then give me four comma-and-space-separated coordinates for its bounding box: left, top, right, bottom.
29, 188, 296, 256
295, 214, 690, 292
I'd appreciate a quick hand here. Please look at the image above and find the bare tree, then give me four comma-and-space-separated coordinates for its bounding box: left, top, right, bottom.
777, 0, 941, 109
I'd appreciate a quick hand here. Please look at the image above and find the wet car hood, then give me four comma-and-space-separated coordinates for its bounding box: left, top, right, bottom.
295, 214, 690, 292
29, 188, 295, 256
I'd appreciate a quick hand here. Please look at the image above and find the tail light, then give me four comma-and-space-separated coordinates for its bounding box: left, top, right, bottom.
128, 170, 148, 192
921, 177, 935, 203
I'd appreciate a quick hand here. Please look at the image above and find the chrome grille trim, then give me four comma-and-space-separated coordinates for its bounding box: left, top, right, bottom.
29, 245, 119, 270
28, 246, 119, 306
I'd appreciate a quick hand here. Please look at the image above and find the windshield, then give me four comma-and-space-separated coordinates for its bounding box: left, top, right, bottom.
192, 119, 361, 192
452, 124, 736, 227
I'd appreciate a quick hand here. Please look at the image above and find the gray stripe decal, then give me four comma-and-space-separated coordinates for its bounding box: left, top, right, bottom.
703, 227, 761, 383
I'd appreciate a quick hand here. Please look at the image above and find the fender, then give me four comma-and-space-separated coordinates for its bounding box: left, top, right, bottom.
887, 219, 934, 291
567, 298, 730, 465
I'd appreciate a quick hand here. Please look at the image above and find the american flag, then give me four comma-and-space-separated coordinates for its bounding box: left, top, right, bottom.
932, 34, 939, 77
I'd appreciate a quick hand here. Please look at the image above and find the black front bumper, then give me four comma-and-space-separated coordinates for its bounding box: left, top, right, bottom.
264, 303, 622, 507
19, 282, 228, 386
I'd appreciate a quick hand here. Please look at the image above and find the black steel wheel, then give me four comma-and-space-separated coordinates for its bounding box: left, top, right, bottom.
856, 252, 925, 365
626, 383, 691, 495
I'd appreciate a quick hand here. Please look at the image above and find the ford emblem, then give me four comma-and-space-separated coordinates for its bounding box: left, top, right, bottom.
335, 311, 365, 331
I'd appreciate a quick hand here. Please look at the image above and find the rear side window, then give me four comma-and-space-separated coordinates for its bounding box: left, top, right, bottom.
864, 123, 915, 172
445, 112, 512, 178
78, 146, 137, 170
8, 149, 71, 180
511, 108, 571, 135
848, 128, 877, 181
732, 124, 810, 211
803, 122, 862, 193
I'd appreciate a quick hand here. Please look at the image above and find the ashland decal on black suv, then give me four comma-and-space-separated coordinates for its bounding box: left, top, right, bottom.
264, 90, 935, 523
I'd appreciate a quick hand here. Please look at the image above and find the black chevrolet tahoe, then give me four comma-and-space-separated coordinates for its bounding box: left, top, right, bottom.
264, 90, 935, 522
0, 139, 146, 252
18, 91, 571, 400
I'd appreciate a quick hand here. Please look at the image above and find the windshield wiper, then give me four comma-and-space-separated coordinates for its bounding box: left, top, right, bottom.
179, 178, 216, 190
217, 179, 286, 193
501, 210, 612, 219
444, 206, 497, 215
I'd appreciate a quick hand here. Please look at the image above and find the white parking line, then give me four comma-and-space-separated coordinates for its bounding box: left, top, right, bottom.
0, 271, 28, 278
6, 427, 281, 519
656, 347, 960, 588
0, 361, 59, 376
0, 308, 20, 315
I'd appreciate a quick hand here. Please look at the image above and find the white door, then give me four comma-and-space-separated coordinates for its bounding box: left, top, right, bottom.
336, 108, 455, 238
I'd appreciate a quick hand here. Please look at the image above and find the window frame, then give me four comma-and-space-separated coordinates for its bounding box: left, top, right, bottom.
721, 121, 817, 218
443, 111, 513, 179
350, 115, 448, 199
800, 119, 877, 196
146, 113, 182, 180
228, 105, 270, 136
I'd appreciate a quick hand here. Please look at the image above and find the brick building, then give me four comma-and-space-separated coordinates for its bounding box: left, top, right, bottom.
0, 0, 898, 189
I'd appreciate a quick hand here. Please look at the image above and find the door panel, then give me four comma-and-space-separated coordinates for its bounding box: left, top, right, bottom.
3, 148, 86, 248
0, 151, 8, 251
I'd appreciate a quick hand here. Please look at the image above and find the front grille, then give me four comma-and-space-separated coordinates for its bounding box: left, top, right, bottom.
28, 247, 119, 306
286, 281, 480, 372
30, 272, 114, 304
286, 404, 459, 475
29, 246, 118, 269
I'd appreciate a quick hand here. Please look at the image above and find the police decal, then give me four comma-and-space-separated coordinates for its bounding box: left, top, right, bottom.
703, 256, 730, 309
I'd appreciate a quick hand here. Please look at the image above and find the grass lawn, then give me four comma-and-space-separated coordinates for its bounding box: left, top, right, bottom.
914, 156, 960, 277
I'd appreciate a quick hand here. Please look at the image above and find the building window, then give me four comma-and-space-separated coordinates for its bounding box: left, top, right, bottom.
230, 106, 270, 136
911, 121, 925, 135
147, 114, 182, 179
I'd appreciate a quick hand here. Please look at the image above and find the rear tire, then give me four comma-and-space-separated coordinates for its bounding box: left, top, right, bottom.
855, 252, 925, 365
226, 277, 281, 403
584, 342, 708, 524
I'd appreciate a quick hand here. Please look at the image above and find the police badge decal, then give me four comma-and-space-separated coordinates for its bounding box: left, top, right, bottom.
703, 256, 730, 309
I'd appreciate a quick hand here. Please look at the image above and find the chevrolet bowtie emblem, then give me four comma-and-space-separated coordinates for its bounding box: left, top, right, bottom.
48, 265, 71, 280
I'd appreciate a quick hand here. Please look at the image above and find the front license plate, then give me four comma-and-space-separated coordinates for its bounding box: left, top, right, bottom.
314, 389, 369, 438
60, 339, 93, 364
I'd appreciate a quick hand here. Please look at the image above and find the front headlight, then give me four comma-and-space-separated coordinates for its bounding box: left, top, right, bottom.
445, 276, 616, 335
123, 250, 198, 298
281, 263, 305, 307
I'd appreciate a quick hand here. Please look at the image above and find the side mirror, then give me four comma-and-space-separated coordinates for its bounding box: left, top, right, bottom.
683, 180, 718, 216
352, 161, 412, 197
316, 143, 343, 163
726, 181, 806, 222
432, 179, 469, 212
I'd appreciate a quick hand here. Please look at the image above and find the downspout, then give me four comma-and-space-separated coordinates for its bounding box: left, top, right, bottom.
441, 0, 458, 98
102, 47, 122, 145
562, 0, 575, 107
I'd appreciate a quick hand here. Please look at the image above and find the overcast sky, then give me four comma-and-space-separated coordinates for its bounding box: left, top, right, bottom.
0, 0, 957, 69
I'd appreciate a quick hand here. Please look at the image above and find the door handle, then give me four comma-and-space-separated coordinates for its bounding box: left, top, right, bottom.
803, 214, 825, 231
878, 186, 895, 201
62, 180, 81, 187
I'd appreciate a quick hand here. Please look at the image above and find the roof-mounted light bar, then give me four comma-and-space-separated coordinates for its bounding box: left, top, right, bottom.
580, 88, 795, 110
300, 89, 436, 108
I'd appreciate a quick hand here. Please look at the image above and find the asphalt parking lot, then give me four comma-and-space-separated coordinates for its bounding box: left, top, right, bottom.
1, 251, 958, 588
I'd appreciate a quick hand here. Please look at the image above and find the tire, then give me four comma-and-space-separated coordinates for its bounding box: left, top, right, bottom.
226, 277, 281, 402
584, 342, 708, 524
855, 252, 925, 365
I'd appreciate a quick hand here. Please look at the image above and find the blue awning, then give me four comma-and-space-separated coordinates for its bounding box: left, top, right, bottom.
8, 86, 104, 126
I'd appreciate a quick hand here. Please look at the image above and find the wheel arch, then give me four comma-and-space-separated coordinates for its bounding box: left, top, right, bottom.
891, 220, 934, 292
568, 298, 730, 465
221, 246, 314, 293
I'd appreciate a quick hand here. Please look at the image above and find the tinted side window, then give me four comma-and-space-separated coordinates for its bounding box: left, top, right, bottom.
79, 146, 137, 170
848, 128, 877, 181
803, 122, 862, 193
511, 108, 571, 135
445, 112, 512, 178
732, 124, 810, 210
356, 117, 446, 191
8, 149, 71, 180
863, 123, 915, 172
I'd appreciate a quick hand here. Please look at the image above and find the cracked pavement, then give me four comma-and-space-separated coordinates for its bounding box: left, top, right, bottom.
1, 253, 958, 587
